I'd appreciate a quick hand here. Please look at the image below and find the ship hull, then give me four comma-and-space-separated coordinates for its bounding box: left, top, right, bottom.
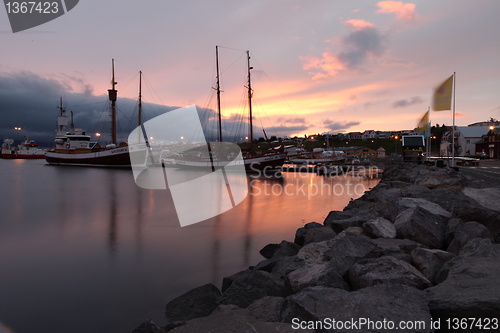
45, 147, 131, 168
174, 153, 286, 173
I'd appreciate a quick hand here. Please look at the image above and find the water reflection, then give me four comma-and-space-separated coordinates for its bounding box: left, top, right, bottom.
0, 160, 379, 333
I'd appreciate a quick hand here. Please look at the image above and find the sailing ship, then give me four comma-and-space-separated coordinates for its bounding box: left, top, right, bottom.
174, 47, 286, 172
1, 136, 46, 159
45, 60, 131, 167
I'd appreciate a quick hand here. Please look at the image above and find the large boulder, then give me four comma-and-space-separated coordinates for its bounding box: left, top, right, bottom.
259, 241, 300, 259
220, 270, 288, 308
411, 248, 456, 284
394, 206, 446, 249
371, 238, 427, 263
281, 284, 432, 332
447, 221, 492, 254
294, 222, 324, 246
285, 262, 350, 293
349, 256, 432, 290
171, 305, 311, 333
363, 217, 396, 239
325, 209, 380, 233
326, 232, 380, 277
425, 187, 500, 241
246, 296, 285, 322
164, 284, 221, 330
271, 255, 306, 278
426, 254, 500, 319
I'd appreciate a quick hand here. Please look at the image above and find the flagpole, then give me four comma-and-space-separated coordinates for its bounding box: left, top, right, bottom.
427, 106, 431, 161
451, 72, 456, 168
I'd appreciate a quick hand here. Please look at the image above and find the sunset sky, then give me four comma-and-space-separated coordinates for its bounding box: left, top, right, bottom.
1, 0, 499, 142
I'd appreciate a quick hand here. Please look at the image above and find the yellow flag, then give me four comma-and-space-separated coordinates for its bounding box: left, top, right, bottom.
416, 110, 429, 133
432, 75, 453, 111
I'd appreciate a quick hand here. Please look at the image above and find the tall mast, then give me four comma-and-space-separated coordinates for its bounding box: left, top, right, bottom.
216, 46, 222, 142
138, 70, 142, 143
246, 50, 254, 145
108, 59, 118, 145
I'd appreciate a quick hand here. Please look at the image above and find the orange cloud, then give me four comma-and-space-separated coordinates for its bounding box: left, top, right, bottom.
344, 19, 374, 30
300, 53, 346, 80
376, 1, 417, 23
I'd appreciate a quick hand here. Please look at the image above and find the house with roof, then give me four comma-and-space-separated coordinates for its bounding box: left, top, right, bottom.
476, 127, 500, 158
440, 125, 491, 157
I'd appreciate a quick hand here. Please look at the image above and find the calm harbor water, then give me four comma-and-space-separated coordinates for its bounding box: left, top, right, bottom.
0, 159, 379, 333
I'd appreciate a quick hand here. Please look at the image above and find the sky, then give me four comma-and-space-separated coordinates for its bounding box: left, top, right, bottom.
1, 0, 500, 144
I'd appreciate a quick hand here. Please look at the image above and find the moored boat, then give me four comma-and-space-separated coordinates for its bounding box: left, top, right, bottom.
1, 136, 46, 159
45, 60, 131, 168
174, 47, 286, 172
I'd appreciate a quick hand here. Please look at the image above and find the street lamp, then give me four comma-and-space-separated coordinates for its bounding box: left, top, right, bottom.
14, 126, 22, 141
394, 136, 399, 154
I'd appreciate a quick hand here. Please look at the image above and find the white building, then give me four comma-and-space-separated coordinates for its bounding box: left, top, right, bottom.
440, 125, 491, 157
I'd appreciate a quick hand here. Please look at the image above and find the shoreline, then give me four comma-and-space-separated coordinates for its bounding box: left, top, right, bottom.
133, 162, 500, 332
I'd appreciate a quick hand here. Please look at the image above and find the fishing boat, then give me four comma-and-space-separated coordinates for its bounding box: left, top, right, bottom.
1, 136, 46, 159
45, 60, 131, 167
174, 47, 286, 172
289, 149, 346, 164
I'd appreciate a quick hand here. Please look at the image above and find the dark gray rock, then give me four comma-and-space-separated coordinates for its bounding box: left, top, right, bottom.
247, 296, 285, 322
285, 262, 350, 293
444, 218, 463, 247
411, 248, 456, 284
259, 243, 279, 259
426, 255, 500, 319
164, 284, 221, 330
363, 217, 396, 238
323, 210, 353, 226
326, 232, 380, 277
425, 187, 500, 241
371, 238, 428, 263
349, 256, 432, 290
259, 240, 300, 259
281, 284, 432, 332
394, 206, 446, 249
220, 270, 288, 308
435, 238, 498, 284
326, 209, 380, 233
462, 187, 500, 213
171, 305, 311, 333
294, 222, 323, 246
302, 226, 337, 245
271, 255, 305, 278
447, 221, 492, 254
296, 239, 332, 264
132, 320, 165, 333
396, 197, 452, 219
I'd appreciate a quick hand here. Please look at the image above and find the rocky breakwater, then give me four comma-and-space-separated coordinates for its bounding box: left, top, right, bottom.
133, 163, 500, 333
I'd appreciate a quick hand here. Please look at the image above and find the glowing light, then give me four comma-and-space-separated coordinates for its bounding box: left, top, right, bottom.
14, 127, 22, 130
180, 136, 184, 140
490, 126, 495, 130
150, 137, 154, 140
95, 132, 101, 137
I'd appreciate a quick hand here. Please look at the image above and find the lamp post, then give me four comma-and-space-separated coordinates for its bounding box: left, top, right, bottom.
394, 135, 399, 154
14, 126, 22, 142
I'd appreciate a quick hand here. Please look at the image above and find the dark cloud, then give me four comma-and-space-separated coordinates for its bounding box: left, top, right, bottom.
392, 96, 423, 108
276, 117, 307, 124
0, 71, 176, 146
323, 119, 360, 132
337, 26, 385, 69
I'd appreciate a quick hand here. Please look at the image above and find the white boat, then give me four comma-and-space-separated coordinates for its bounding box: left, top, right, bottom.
45, 60, 132, 168
1, 136, 46, 159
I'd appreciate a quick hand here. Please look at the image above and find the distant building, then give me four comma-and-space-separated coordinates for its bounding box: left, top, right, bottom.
475, 127, 500, 158
334, 146, 377, 158
347, 132, 362, 140
362, 130, 377, 141
376, 131, 391, 139
440, 126, 491, 157
377, 147, 386, 158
